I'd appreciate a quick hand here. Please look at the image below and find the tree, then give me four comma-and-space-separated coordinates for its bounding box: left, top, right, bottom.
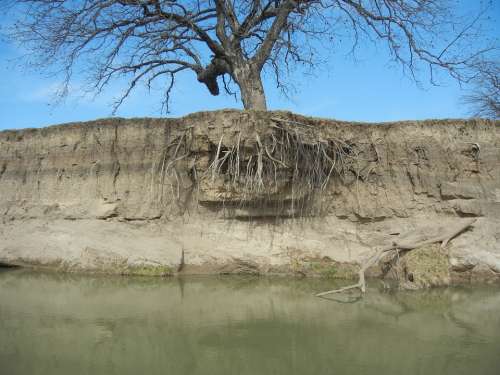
463, 60, 499, 119
7, 0, 498, 111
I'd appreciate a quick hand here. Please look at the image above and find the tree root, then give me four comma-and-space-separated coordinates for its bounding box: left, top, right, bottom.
316, 218, 477, 297
204, 117, 359, 211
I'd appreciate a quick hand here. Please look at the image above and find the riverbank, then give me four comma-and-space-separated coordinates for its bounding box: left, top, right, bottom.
1, 110, 499, 287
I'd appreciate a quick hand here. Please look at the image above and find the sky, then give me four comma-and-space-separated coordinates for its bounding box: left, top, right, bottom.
0, 1, 498, 131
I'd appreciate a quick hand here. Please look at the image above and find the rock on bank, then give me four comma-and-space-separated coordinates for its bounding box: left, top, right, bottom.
0, 110, 499, 284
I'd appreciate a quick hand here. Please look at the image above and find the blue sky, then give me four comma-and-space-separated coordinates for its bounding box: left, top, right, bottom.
0, 1, 498, 131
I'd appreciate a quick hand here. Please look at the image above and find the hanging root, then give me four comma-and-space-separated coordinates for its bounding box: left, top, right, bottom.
316, 218, 477, 297
205, 117, 359, 215
151, 130, 192, 206
149, 117, 376, 217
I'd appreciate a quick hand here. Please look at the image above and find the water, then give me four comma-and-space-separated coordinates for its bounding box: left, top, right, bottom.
0, 269, 499, 375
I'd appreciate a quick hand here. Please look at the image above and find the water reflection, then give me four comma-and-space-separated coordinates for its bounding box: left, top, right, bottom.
0, 269, 499, 375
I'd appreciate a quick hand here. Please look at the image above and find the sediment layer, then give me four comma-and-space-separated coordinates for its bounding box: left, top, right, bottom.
1, 110, 499, 285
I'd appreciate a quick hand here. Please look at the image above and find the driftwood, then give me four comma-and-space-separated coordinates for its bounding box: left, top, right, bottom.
316, 218, 477, 297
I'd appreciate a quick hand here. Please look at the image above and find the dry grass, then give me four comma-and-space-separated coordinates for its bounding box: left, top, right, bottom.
399, 244, 451, 289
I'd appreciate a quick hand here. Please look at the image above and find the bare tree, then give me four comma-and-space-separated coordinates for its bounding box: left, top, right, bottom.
463, 60, 499, 119
7, 0, 497, 111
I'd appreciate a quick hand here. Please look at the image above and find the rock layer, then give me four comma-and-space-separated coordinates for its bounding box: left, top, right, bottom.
0, 110, 499, 283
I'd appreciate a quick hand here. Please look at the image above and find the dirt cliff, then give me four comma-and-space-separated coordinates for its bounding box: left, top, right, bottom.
1, 110, 499, 285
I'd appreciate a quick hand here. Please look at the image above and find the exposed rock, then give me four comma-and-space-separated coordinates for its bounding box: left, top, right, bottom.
0, 110, 499, 285
450, 199, 483, 217
440, 182, 482, 200
218, 258, 260, 275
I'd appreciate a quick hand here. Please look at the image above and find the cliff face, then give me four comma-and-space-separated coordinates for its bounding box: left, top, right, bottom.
0, 110, 499, 283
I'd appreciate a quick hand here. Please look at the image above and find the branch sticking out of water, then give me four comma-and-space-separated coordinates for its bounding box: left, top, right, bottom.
316, 218, 477, 298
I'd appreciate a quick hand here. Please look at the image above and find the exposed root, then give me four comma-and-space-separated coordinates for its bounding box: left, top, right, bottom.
316, 218, 477, 297
151, 132, 191, 206
148, 117, 379, 218
204, 117, 362, 215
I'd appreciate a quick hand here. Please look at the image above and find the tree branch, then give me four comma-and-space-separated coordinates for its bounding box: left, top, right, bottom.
316, 218, 477, 297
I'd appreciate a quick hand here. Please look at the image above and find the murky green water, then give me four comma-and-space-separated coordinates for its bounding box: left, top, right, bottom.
1, 269, 499, 375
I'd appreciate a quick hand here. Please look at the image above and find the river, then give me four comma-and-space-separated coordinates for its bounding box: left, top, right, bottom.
1, 269, 499, 375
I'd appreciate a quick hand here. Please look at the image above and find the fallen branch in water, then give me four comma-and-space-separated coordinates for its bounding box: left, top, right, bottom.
316, 218, 477, 297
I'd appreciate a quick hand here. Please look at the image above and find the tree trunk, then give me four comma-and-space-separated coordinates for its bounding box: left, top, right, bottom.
234, 66, 267, 110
